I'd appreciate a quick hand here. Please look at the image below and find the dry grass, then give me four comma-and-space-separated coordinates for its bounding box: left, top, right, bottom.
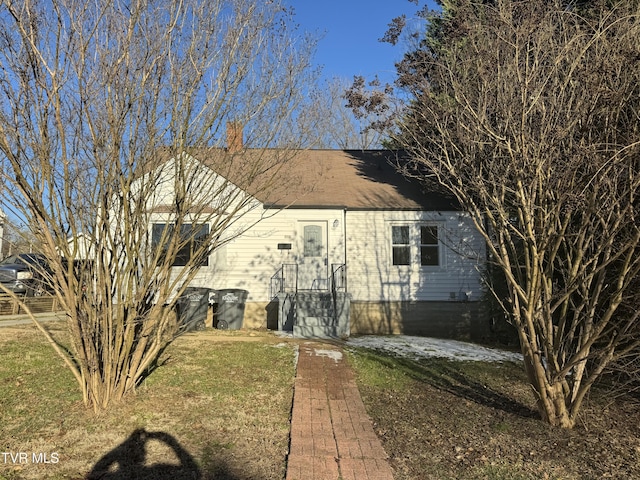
0, 323, 297, 480
8, 320, 638, 480
348, 347, 640, 480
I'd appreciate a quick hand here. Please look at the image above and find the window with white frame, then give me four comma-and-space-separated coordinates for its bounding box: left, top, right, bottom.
391, 224, 441, 267
420, 225, 439, 266
391, 225, 411, 265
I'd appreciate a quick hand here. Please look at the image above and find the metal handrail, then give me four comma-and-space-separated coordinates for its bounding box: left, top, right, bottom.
330, 263, 346, 293
271, 263, 345, 299
269, 267, 283, 300
270, 263, 298, 299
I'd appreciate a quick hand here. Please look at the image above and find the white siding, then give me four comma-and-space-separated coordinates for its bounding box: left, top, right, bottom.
145, 156, 485, 305
188, 207, 346, 302
345, 210, 485, 302
181, 207, 485, 304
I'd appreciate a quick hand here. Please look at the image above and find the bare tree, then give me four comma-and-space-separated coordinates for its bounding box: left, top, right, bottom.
0, 0, 316, 411
391, 0, 640, 427
0, 218, 39, 258
297, 77, 389, 150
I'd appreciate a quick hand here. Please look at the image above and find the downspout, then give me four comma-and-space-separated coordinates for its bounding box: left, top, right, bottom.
343, 206, 350, 337
343, 207, 348, 293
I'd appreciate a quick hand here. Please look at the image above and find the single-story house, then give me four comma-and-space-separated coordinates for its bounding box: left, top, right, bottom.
149, 128, 488, 339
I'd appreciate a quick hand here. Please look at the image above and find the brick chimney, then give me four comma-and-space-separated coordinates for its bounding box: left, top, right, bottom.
226, 121, 243, 153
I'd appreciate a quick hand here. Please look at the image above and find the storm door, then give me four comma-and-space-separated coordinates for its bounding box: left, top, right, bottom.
297, 221, 328, 289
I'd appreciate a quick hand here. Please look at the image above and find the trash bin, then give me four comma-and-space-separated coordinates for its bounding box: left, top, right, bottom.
215, 289, 248, 330
177, 287, 212, 332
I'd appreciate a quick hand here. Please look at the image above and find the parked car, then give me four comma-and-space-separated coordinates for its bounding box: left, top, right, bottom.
0, 253, 54, 296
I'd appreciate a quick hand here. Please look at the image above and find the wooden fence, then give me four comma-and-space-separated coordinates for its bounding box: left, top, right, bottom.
0, 294, 60, 315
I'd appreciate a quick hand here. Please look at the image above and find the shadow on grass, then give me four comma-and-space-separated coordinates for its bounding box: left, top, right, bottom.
86, 428, 246, 480
357, 349, 538, 419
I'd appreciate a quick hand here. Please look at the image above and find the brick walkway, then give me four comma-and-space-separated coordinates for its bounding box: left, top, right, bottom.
286, 343, 395, 480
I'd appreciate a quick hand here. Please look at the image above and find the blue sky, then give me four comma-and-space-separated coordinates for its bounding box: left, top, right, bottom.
286, 1, 437, 85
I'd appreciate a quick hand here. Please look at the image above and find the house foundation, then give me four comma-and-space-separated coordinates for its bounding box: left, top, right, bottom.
350, 300, 490, 341
228, 299, 492, 341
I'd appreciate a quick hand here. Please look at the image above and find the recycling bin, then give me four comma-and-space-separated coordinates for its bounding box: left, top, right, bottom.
177, 287, 213, 332
215, 289, 248, 330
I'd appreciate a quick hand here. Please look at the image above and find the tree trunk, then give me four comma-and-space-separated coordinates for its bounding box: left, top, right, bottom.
522, 348, 575, 428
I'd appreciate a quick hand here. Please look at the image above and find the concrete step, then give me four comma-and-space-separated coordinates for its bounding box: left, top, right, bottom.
299, 316, 335, 327
301, 308, 334, 317
295, 291, 332, 298
296, 300, 333, 308
293, 324, 338, 338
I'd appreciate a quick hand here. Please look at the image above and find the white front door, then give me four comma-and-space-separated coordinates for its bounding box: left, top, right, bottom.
297, 221, 328, 289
